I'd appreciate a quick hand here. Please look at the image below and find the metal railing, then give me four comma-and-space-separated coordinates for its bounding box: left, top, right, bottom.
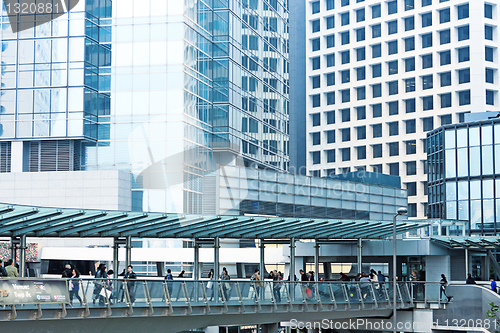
1, 278, 418, 319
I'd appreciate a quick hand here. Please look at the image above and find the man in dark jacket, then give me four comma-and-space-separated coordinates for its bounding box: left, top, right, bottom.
61, 264, 72, 278
124, 265, 137, 303
0, 261, 7, 277
466, 273, 476, 284
377, 270, 385, 283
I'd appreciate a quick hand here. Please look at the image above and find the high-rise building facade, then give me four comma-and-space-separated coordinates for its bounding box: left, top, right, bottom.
305, 0, 499, 219
0, 0, 290, 214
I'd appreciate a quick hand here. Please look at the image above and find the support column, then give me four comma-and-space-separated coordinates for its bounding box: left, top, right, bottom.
290, 238, 296, 281
125, 236, 132, 268
214, 237, 220, 280
194, 239, 200, 280
314, 241, 319, 279
10, 237, 17, 265
19, 235, 26, 278
357, 238, 362, 273
465, 249, 469, 276
259, 240, 265, 279
113, 238, 119, 277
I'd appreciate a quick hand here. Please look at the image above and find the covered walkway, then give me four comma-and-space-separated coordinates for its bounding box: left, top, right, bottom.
0, 203, 428, 280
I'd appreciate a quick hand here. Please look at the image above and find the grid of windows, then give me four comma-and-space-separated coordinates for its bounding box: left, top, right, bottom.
306, 0, 498, 220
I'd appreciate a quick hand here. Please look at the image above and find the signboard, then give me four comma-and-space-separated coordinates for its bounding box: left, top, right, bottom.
0, 279, 69, 305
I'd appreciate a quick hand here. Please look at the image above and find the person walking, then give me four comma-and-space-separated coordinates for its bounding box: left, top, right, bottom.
491, 277, 498, 293
98, 266, 109, 306
178, 270, 185, 278
359, 273, 371, 299
466, 273, 476, 284
377, 270, 385, 283
409, 269, 418, 299
307, 271, 316, 298
165, 269, 174, 297
93, 264, 105, 304
440, 274, 452, 302
124, 265, 137, 304
5, 259, 18, 277
221, 269, 231, 301
272, 270, 282, 303
69, 268, 83, 306
62, 264, 73, 278
0, 261, 7, 277
207, 269, 215, 301
251, 269, 263, 298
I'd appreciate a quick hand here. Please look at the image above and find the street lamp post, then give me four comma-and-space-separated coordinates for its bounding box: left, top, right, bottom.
393, 207, 407, 333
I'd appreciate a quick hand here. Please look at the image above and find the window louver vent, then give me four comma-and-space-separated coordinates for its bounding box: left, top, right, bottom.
29, 140, 81, 172
0, 142, 11, 173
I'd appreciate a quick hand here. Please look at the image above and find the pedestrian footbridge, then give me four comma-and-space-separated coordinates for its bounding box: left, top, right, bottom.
0, 278, 412, 333
1, 279, 499, 333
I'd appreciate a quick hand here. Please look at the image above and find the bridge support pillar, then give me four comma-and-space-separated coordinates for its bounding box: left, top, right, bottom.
465, 248, 469, 276
113, 238, 120, 277
260, 240, 265, 279
19, 235, 26, 278
125, 236, 132, 268
214, 237, 220, 280
261, 323, 279, 333
290, 238, 295, 281
10, 237, 18, 265
357, 238, 362, 273
194, 239, 200, 280
314, 241, 319, 279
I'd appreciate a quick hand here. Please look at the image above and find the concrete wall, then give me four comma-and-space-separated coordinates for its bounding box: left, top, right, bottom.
0, 170, 132, 211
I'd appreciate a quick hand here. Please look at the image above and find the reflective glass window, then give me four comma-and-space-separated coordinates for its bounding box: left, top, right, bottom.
441, 93, 452, 108
486, 47, 494, 62
422, 54, 433, 69
422, 33, 432, 48
440, 72, 451, 86
440, 29, 451, 44
372, 4, 381, 18
440, 8, 450, 23
405, 16, 415, 31
372, 64, 382, 78
372, 24, 381, 38
405, 57, 415, 72
485, 25, 493, 40
406, 78, 416, 92
372, 44, 381, 58
483, 145, 494, 175
458, 68, 470, 84
326, 16, 335, 29
405, 0, 414, 10
458, 4, 469, 20
405, 37, 415, 51
357, 67, 366, 81
388, 21, 398, 35
459, 90, 471, 106
440, 51, 451, 65
388, 41, 398, 55
388, 1, 397, 15
406, 99, 416, 113
422, 13, 432, 27
458, 25, 469, 41
458, 47, 470, 62
445, 149, 456, 177
372, 144, 382, 158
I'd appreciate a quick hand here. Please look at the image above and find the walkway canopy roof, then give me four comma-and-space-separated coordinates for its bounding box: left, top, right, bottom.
0, 203, 428, 240
431, 237, 500, 250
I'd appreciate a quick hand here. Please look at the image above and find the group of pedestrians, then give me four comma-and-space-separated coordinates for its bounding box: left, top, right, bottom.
0, 260, 18, 277
61, 263, 137, 307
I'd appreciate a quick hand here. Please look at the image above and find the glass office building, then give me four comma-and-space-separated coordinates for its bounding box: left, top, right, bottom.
0, 0, 290, 213
427, 116, 500, 235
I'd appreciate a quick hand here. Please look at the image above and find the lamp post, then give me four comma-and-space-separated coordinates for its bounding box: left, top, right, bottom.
393, 207, 407, 333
